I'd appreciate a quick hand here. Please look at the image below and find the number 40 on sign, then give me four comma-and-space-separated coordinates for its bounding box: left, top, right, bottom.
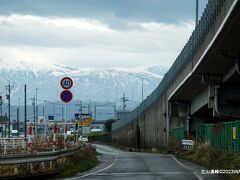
60, 77, 73, 89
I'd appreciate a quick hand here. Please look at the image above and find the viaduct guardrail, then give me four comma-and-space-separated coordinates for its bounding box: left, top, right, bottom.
112, 0, 240, 150
113, 0, 227, 131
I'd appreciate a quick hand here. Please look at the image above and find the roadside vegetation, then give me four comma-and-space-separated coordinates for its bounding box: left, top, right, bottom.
57, 144, 99, 177
85, 131, 106, 137
167, 141, 240, 180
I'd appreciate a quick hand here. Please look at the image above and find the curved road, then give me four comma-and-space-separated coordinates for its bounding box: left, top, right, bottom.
64, 144, 227, 180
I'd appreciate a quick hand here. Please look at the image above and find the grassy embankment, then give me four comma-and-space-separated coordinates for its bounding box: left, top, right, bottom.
57, 144, 99, 177
165, 141, 240, 180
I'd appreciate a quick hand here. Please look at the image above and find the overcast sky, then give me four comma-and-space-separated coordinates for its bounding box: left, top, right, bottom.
0, 0, 208, 68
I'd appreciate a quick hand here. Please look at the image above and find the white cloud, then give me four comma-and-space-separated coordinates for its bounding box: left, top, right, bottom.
0, 14, 194, 68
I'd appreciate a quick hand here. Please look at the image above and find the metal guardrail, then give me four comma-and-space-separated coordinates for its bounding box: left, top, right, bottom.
112, 0, 229, 131
0, 137, 33, 156
0, 137, 80, 156
0, 144, 85, 165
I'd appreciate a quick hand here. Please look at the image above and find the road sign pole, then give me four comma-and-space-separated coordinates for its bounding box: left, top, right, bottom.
64, 103, 67, 149
60, 77, 73, 150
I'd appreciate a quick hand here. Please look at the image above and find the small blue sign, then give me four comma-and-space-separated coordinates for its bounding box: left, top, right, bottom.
48, 115, 54, 120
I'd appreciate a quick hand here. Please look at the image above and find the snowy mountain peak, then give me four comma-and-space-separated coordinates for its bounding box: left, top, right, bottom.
0, 59, 168, 105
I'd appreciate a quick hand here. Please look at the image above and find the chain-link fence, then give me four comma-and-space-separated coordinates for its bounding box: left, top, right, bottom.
196, 120, 240, 152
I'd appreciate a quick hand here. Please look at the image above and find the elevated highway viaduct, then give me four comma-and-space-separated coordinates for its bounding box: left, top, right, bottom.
112, 0, 240, 149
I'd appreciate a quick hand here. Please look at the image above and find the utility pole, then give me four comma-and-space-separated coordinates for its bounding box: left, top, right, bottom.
113, 104, 117, 119
42, 106, 45, 117
24, 84, 27, 138
5, 82, 14, 137
196, 0, 199, 27
16, 98, 20, 133
120, 93, 129, 111
80, 101, 82, 114
94, 104, 96, 121
17, 108, 19, 132
88, 99, 91, 115
35, 88, 38, 136
0, 96, 3, 116
142, 79, 144, 102
53, 103, 55, 117
31, 97, 36, 136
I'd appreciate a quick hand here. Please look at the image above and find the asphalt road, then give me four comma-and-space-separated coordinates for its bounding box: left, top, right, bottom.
64, 144, 228, 180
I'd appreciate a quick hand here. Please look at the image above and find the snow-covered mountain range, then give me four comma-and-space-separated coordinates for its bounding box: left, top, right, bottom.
0, 59, 168, 106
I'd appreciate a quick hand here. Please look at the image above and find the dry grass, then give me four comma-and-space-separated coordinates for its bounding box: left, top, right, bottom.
178, 142, 240, 180
168, 139, 181, 154
57, 144, 98, 177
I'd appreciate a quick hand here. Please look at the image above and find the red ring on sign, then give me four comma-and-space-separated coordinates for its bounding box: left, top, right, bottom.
60, 77, 73, 89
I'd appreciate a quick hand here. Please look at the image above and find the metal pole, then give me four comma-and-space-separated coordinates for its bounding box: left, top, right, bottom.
142, 79, 143, 101
94, 104, 96, 121
18, 98, 20, 134
5, 82, 13, 137
0, 103, 2, 116
8, 84, 10, 137
36, 88, 38, 136
17, 108, 19, 133
44, 105, 47, 135
88, 100, 90, 114
80, 101, 82, 114
196, 0, 199, 27
0, 96, 3, 116
113, 104, 116, 120
24, 84, 27, 138
32, 98, 35, 136
36, 105, 38, 135
64, 103, 67, 149
62, 106, 64, 121
53, 103, 55, 117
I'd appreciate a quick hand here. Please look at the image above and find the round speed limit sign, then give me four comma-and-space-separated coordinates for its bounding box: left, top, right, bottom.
60, 77, 73, 89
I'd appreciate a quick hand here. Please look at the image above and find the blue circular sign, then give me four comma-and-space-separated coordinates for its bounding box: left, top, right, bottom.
60, 90, 73, 103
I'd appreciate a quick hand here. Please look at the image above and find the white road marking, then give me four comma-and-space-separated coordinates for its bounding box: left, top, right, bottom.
64, 145, 204, 180
171, 155, 203, 180
64, 146, 119, 180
